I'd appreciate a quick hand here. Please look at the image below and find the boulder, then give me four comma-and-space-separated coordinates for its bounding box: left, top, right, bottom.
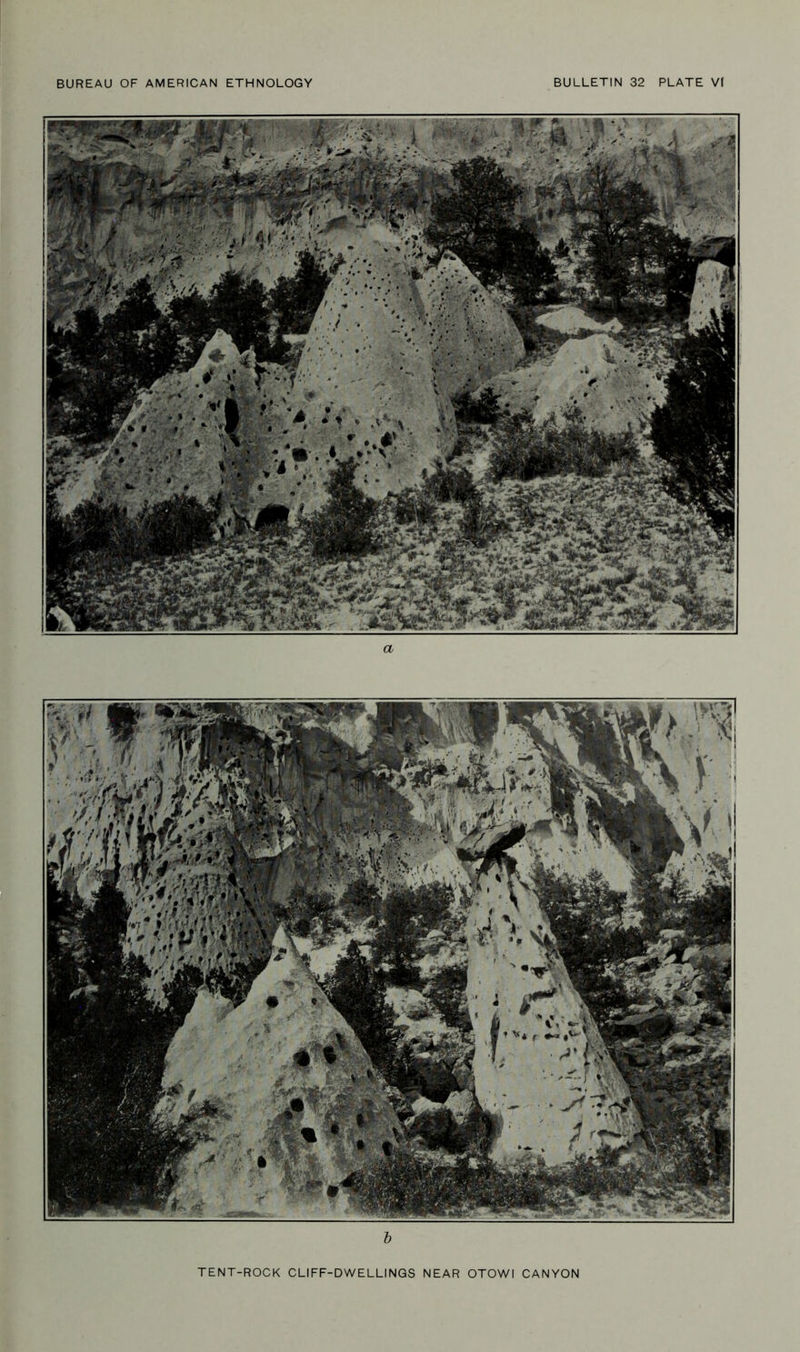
610, 1009, 673, 1039
660, 1032, 703, 1059
154, 926, 406, 1216
657, 929, 688, 959
531, 333, 664, 439
418, 250, 524, 398
467, 850, 644, 1166
535, 306, 623, 337
407, 1097, 452, 1148
406, 1050, 458, 1102
444, 1089, 487, 1152
688, 260, 735, 334
457, 820, 526, 862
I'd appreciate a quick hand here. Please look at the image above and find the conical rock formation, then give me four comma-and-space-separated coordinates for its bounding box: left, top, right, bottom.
94, 331, 293, 526
154, 926, 406, 1215
288, 236, 456, 500
466, 840, 644, 1165
688, 260, 735, 335
531, 333, 665, 439
418, 251, 524, 398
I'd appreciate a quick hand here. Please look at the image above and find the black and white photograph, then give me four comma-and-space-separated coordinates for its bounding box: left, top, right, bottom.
46, 699, 733, 1220
45, 116, 737, 634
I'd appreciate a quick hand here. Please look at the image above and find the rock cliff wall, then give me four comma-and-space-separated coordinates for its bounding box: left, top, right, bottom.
47, 701, 732, 1002
47, 116, 737, 322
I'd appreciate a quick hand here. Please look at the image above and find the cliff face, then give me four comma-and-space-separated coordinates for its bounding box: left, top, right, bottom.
46, 700, 732, 1002
47, 115, 737, 322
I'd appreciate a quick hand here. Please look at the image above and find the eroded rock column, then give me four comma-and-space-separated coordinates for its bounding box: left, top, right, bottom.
466, 836, 644, 1165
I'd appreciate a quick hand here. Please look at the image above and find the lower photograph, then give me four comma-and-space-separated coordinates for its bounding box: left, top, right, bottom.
44, 699, 733, 1222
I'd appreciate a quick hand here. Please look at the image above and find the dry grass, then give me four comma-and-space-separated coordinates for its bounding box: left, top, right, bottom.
54, 458, 733, 632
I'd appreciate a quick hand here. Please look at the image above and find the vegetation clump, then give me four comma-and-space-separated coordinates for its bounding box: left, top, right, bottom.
302, 460, 378, 559
323, 941, 402, 1080
651, 311, 735, 538
47, 876, 181, 1212
428, 156, 556, 305
490, 410, 638, 482
47, 493, 216, 574
350, 1153, 545, 1217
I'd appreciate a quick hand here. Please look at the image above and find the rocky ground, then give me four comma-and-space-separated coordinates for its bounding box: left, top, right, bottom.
51, 456, 733, 633
46, 310, 735, 633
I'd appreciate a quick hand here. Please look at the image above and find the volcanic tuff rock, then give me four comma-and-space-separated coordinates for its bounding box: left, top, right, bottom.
83, 331, 293, 525
688, 260, 736, 335
467, 845, 644, 1164
287, 236, 456, 489
417, 251, 525, 398
47, 701, 732, 1000
154, 926, 405, 1215
535, 306, 624, 337
530, 333, 666, 439
47, 117, 737, 322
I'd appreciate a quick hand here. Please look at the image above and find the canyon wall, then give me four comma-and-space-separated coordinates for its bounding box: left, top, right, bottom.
46, 700, 732, 1002
47, 116, 737, 322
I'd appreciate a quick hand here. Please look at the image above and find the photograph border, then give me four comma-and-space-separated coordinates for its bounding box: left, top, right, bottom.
42, 694, 737, 1224
41, 113, 741, 637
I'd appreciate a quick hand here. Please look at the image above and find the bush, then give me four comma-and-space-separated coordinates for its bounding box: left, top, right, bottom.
140, 495, 216, 555
45, 488, 72, 575
373, 881, 457, 978
49, 494, 217, 574
453, 386, 501, 425
393, 486, 439, 526
268, 250, 331, 334
323, 941, 401, 1080
424, 461, 477, 504
303, 460, 378, 559
339, 877, 382, 917
424, 964, 470, 1031
651, 310, 735, 537
685, 879, 732, 944
535, 867, 644, 1031
47, 876, 181, 1211
490, 410, 638, 481
460, 494, 502, 546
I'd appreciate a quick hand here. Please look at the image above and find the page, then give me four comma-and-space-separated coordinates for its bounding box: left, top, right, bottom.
2, 2, 798, 1349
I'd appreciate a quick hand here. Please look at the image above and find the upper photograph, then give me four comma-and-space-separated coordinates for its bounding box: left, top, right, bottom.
44, 115, 738, 633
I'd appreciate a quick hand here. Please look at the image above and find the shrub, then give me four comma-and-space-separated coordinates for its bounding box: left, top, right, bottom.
303, 460, 378, 559
339, 877, 382, 917
373, 889, 420, 979
453, 386, 501, 425
45, 488, 72, 575
651, 310, 735, 537
685, 878, 732, 944
47, 876, 181, 1211
393, 486, 438, 527
490, 410, 638, 481
322, 941, 400, 1079
556, 1147, 637, 1198
139, 495, 216, 555
424, 461, 477, 504
460, 494, 502, 546
268, 250, 331, 334
424, 964, 470, 1031
535, 867, 644, 1031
